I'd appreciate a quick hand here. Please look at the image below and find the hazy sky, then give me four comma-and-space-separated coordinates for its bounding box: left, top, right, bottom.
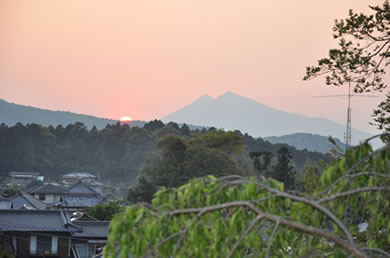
0, 0, 387, 133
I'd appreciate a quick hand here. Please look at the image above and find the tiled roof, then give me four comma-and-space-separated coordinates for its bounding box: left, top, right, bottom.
62, 172, 96, 179
73, 221, 109, 238
10, 193, 47, 210
28, 183, 67, 194
55, 193, 102, 208
0, 209, 81, 232
0, 198, 11, 209
68, 181, 97, 194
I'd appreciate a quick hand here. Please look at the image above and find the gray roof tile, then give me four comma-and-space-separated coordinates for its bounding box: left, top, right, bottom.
56, 193, 102, 208
28, 183, 67, 194
0, 210, 81, 232
73, 221, 109, 238
10, 193, 47, 210
0, 198, 11, 209
68, 181, 97, 194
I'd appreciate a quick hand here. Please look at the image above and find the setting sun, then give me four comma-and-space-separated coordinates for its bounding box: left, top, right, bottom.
120, 116, 133, 122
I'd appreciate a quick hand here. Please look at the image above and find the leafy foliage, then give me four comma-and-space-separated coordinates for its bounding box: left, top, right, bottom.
304, 1, 390, 92
127, 131, 244, 203
84, 201, 124, 221
271, 147, 296, 190
297, 163, 323, 194
105, 142, 390, 257
303, 0, 390, 140
0, 122, 328, 186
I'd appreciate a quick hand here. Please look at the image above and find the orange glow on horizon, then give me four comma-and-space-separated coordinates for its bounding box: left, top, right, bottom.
120, 116, 133, 122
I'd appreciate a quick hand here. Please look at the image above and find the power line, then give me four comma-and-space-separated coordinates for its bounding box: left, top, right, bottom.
312, 83, 378, 151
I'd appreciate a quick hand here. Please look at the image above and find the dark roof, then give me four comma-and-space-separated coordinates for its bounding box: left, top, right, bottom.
0, 198, 11, 209
55, 193, 102, 208
0, 209, 81, 232
9, 171, 40, 177
10, 193, 47, 210
73, 221, 109, 238
63, 172, 96, 179
68, 181, 97, 194
28, 183, 67, 194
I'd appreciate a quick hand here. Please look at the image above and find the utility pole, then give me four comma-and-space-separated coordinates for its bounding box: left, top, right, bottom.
313, 83, 377, 151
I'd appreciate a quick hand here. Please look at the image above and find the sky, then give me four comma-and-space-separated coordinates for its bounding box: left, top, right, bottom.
0, 0, 387, 134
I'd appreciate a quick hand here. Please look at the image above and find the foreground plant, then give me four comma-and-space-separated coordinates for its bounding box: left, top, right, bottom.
105, 141, 390, 257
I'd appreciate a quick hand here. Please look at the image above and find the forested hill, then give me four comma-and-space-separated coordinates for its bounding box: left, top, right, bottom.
0, 98, 145, 129
264, 133, 346, 154
0, 121, 329, 185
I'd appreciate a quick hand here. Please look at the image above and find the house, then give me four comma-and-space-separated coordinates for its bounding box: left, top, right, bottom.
72, 221, 109, 258
0, 209, 81, 257
62, 172, 104, 194
62, 173, 97, 185
0, 197, 11, 209
0, 209, 110, 258
55, 181, 103, 210
83, 180, 104, 194
8, 172, 44, 185
9, 193, 47, 210
27, 183, 67, 204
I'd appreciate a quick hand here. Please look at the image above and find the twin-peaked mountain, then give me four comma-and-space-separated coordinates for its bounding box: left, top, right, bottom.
162, 91, 372, 145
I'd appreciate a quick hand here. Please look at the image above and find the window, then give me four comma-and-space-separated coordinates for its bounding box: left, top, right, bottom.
30, 236, 37, 255
51, 236, 58, 254
37, 236, 51, 255
38, 194, 46, 201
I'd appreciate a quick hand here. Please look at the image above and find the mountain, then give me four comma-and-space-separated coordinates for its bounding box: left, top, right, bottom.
264, 133, 346, 154
0, 99, 145, 129
161, 91, 373, 145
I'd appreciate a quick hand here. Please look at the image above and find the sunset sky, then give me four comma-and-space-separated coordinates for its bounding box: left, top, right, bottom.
0, 0, 387, 134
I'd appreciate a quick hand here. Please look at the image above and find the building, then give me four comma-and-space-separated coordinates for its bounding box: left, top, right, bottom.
72, 221, 109, 257
8, 172, 44, 185
27, 183, 68, 204
0, 209, 110, 258
55, 181, 103, 210
62, 173, 97, 185
0, 197, 11, 209
9, 193, 47, 210
0, 209, 81, 257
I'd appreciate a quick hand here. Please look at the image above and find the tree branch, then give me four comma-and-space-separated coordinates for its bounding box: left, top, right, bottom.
318, 186, 390, 203
318, 171, 390, 198
266, 219, 280, 258
223, 178, 355, 243
163, 200, 368, 257
226, 214, 264, 258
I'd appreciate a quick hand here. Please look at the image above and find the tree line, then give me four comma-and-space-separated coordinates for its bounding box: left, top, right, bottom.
0, 121, 328, 187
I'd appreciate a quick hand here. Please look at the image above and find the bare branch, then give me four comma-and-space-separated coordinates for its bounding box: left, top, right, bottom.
344, 145, 390, 176
318, 171, 390, 198
226, 214, 264, 258
224, 178, 355, 243
266, 219, 280, 258
163, 201, 368, 257
361, 247, 390, 257
318, 186, 390, 203
154, 229, 185, 253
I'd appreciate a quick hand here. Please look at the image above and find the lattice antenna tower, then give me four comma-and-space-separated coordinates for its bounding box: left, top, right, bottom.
313, 83, 377, 151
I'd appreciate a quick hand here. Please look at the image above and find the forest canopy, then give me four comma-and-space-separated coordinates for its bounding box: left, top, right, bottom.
0, 121, 328, 186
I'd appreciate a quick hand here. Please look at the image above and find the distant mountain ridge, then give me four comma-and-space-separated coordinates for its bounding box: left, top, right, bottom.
162, 91, 373, 145
0, 99, 145, 129
264, 133, 346, 154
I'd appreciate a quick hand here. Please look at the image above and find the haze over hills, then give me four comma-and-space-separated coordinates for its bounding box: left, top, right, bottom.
264, 133, 346, 154
0, 99, 145, 129
162, 91, 373, 145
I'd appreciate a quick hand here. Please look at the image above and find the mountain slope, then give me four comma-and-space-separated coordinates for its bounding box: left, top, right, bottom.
0, 99, 144, 128
264, 133, 346, 154
162, 91, 372, 145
